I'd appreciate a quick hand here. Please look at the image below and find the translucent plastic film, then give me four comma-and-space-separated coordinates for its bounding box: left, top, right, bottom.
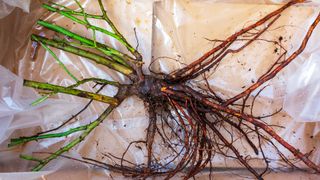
0, 65, 41, 144
0, 0, 320, 179
152, 0, 320, 122
152, 0, 320, 172
0, 0, 30, 19
283, 53, 320, 122
1, 0, 154, 178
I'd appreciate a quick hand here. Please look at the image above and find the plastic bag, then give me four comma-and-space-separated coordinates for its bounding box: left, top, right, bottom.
152, 0, 320, 170
0, 65, 40, 144
284, 53, 320, 122
0, 0, 30, 19
1, 0, 320, 179
0, 0, 154, 177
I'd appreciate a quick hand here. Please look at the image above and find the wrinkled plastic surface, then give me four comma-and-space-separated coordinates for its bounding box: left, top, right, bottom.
152, 0, 320, 122
0, 0, 320, 179
0, 65, 84, 145
0, 65, 40, 144
0, 0, 30, 19
152, 0, 320, 171
284, 53, 320, 122
0, 0, 154, 179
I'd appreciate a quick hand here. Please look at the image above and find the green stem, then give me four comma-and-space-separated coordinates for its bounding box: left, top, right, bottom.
44, 6, 122, 42
31, 105, 115, 171
24, 80, 118, 106
31, 35, 133, 75
54, 38, 130, 67
97, 0, 142, 60
69, 78, 120, 88
36, 38, 79, 82
20, 155, 43, 163
9, 125, 88, 147
31, 78, 120, 106
43, 2, 142, 61
37, 20, 131, 66
31, 94, 52, 106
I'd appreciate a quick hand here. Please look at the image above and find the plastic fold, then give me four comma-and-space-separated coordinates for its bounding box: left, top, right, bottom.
0, 0, 319, 179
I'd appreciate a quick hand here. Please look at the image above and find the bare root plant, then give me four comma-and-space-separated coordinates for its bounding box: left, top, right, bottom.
8, 0, 320, 179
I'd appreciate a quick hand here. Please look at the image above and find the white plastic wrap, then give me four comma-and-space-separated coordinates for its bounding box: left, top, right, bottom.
1, 0, 154, 178
0, 0, 30, 19
0, 0, 320, 179
0, 65, 40, 144
0, 64, 88, 172
152, 0, 320, 171
284, 53, 320, 122
0, 65, 85, 146
151, 1, 320, 122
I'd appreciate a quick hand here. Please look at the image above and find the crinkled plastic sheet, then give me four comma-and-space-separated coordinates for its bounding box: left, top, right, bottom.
0, 0, 30, 19
0, 0, 320, 179
0, 0, 154, 179
152, 0, 320, 173
283, 53, 320, 122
